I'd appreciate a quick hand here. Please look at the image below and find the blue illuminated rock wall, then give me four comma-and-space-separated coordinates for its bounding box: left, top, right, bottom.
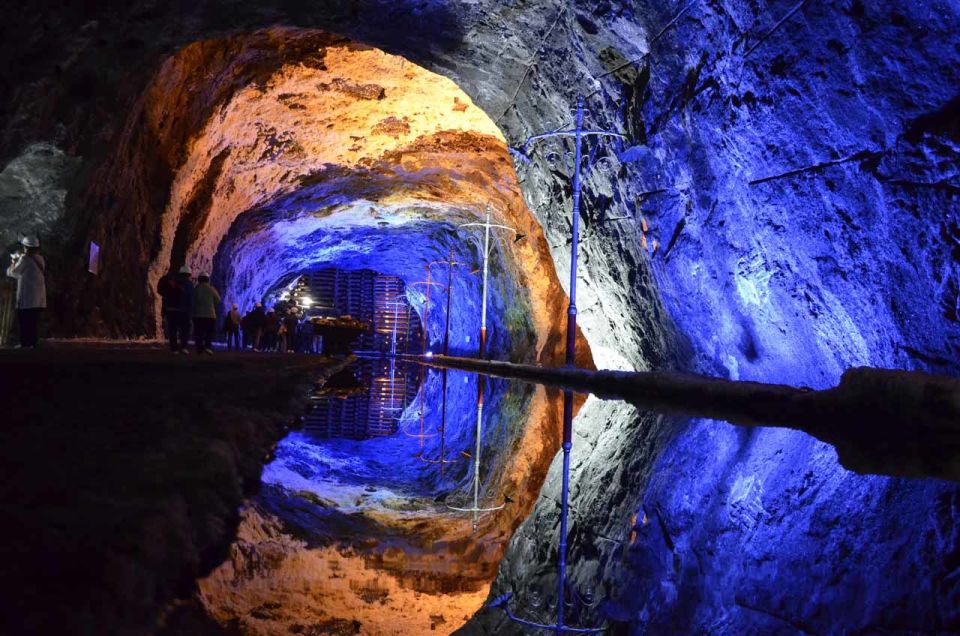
212, 187, 536, 362
460, 0, 960, 632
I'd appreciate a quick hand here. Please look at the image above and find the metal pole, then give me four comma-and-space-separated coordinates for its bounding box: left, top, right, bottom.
566, 95, 584, 367
472, 375, 485, 531
390, 298, 400, 356
444, 248, 454, 357
440, 250, 455, 478
388, 354, 397, 412
423, 267, 432, 352
480, 206, 491, 359
487, 91, 622, 634
557, 94, 585, 632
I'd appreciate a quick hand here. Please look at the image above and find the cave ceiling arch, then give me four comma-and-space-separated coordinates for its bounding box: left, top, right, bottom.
128, 26, 587, 364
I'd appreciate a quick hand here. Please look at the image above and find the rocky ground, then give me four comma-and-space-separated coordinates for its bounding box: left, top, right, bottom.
0, 344, 348, 635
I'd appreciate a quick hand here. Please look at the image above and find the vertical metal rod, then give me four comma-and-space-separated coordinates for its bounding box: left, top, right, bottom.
440, 367, 449, 478
480, 205, 491, 359
390, 298, 400, 356
558, 94, 584, 632
444, 248, 454, 357
440, 249, 455, 478
417, 363, 426, 448
418, 270, 431, 449
566, 95, 584, 367
423, 267, 432, 353
472, 375, 485, 532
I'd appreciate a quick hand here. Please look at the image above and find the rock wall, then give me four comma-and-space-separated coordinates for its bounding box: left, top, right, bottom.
457, 0, 960, 632
2, 0, 959, 631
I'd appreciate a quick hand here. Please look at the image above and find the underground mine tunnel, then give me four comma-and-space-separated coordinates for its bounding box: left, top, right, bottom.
1, 1, 959, 635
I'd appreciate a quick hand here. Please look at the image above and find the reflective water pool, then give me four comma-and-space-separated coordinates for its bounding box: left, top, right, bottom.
198, 356, 566, 634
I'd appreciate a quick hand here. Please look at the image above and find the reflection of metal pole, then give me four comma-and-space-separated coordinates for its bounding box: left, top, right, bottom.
387, 356, 397, 418
473, 382, 483, 528
440, 249, 454, 478
447, 373, 505, 532
416, 373, 457, 469
440, 367, 449, 478
413, 268, 457, 470
403, 280, 443, 446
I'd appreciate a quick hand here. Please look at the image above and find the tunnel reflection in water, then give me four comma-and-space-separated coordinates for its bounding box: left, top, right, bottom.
305, 359, 420, 440
198, 358, 562, 634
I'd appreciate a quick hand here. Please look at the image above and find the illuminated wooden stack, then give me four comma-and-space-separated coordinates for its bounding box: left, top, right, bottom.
303, 358, 418, 440
373, 275, 408, 353
296, 269, 422, 354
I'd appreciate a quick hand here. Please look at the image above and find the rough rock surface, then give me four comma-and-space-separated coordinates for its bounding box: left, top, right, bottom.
195, 369, 570, 634
2, 0, 959, 632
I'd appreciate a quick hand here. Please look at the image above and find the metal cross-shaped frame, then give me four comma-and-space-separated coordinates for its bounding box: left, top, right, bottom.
492, 94, 625, 634
457, 204, 520, 360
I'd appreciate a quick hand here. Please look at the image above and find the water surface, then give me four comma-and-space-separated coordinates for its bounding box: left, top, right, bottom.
198, 356, 565, 634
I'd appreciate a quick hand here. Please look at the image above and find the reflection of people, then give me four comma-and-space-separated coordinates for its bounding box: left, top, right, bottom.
191, 272, 221, 355
6, 236, 46, 349
311, 317, 323, 354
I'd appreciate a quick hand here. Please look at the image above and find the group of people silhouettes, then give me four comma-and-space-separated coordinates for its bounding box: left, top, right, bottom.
6, 245, 327, 354
157, 265, 322, 355
157, 265, 223, 354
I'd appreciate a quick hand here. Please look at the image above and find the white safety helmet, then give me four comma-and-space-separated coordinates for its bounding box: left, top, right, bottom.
20, 236, 39, 248
179, 265, 192, 274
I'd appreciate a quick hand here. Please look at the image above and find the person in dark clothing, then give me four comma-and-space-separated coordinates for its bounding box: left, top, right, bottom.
158, 265, 193, 353
223, 303, 242, 350
263, 309, 279, 352
244, 303, 266, 350
241, 307, 253, 349
283, 309, 299, 352
157, 268, 179, 349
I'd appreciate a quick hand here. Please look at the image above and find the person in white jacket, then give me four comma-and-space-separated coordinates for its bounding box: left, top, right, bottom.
6, 236, 46, 348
